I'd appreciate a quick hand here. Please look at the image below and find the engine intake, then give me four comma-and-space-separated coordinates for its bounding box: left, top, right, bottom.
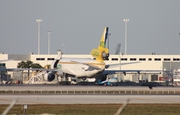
44, 72, 56, 82
102, 52, 109, 60
91, 48, 109, 60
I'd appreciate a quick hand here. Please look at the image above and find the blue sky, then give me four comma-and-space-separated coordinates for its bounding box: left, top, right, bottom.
0, 0, 180, 55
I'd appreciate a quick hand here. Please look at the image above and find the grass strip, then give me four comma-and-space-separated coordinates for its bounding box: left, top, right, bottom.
0, 104, 180, 115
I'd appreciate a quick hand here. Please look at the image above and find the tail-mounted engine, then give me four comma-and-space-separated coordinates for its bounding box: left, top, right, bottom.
91, 48, 109, 61
102, 51, 109, 60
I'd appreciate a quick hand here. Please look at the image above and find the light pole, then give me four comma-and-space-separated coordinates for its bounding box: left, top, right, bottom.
123, 19, 130, 55
36, 19, 42, 55
9, 43, 14, 54
62, 44, 66, 54
47, 31, 51, 54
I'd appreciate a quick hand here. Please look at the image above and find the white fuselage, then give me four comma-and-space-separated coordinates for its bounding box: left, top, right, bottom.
56, 58, 105, 78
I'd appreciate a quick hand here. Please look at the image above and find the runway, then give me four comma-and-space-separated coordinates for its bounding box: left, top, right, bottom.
0, 85, 180, 91
0, 95, 180, 104
0, 85, 179, 104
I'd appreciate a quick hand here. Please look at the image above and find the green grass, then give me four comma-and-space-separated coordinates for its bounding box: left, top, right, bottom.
0, 104, 180, 115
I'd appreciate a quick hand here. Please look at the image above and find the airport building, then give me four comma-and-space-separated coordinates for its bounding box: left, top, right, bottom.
0, 52, 180, 85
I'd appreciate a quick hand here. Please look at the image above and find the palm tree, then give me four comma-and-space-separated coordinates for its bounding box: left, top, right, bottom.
17, 60, 43, 77
26, 60, 33, 69
31, 63, 43, 72
17, 61, 27, 68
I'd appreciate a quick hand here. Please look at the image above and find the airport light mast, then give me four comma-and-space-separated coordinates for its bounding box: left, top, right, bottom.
123, 19, 129, 55
47, 31, 51, 54
36, 19, 42, 55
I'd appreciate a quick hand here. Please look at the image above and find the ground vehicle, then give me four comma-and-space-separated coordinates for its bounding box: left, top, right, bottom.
96, 77, 118, 86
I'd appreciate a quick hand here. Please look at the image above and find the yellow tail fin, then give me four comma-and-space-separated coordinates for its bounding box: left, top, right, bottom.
91, 27, 109, 62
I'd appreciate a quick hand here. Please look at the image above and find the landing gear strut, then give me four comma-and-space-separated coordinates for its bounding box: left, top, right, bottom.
82, 78, 87, 85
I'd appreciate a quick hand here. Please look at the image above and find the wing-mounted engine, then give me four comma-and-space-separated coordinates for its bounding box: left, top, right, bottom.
44, 70, 64, 82
44, 71, 56, 82
43, 50, 63, 82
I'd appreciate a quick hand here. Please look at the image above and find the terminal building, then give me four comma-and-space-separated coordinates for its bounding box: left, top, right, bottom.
0, 52, 180, 85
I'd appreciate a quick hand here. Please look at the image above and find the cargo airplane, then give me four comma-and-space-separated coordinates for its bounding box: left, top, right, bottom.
0, 27, 159, 86
43, 27, 138, 82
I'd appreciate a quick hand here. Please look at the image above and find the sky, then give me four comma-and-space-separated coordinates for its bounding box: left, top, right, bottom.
0, 0, 180, 55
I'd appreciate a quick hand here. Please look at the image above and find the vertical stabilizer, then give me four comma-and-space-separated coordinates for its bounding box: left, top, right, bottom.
98, 27, 109, 49
91, 27, 109, 62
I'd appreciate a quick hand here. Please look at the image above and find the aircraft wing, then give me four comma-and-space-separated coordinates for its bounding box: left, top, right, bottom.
105, 62, 139, 69
102, 70, 162, 75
